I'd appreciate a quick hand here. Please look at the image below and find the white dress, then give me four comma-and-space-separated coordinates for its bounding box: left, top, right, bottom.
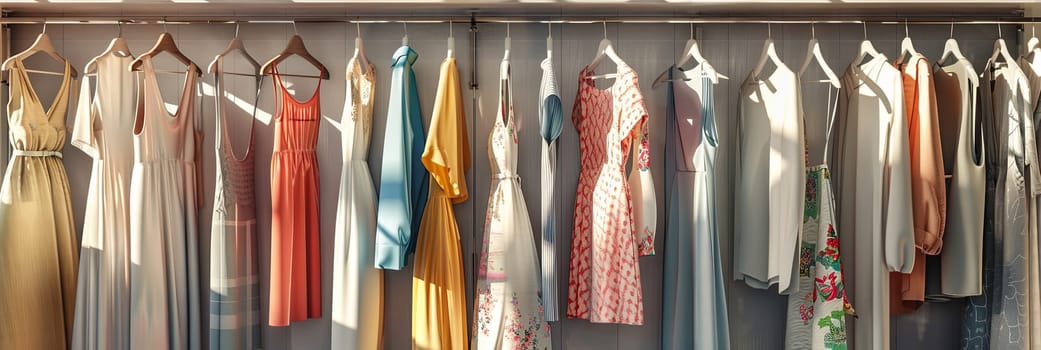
473, 60, 551, 350
331, 56, 384, 349
832, 55, 915, 350
70, 50, 136, 350
734, 63, 804, 294
129, 57, 202, 350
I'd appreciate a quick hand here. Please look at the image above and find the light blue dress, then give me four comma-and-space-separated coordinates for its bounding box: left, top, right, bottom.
661, 68, 730, 350
375, 46, 429, 270
538, 56, 563, 323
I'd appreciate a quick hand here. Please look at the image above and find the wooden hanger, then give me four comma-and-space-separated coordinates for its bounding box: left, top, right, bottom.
85, 22, 132, 75
798, 22, 841, 88
261, 26, 330, 80
750, 22, 786, 79
2, 23, 78, 78
653, 23, 726, 88
895, 19, 920, 65
208, 23, 260, 77
129, 30, 200, 76
588, 21, 624, 80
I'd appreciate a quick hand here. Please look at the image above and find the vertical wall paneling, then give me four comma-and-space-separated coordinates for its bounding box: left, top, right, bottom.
6, 21, 1019, 350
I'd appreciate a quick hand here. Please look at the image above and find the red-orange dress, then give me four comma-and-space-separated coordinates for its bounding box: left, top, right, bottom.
268, 67, 322, 326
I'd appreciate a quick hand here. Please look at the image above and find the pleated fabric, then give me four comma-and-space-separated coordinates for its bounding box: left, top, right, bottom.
412, 57, 470, 350
128, 57, 202, 350
70, 49, 136, 350
0, 58, 78, 350
331, 56, 384, 349
268, 66, 323, 327
208, 58, 261, 349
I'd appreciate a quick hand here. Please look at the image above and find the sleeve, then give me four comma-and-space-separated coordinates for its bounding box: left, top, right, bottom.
71, 76, 99, 158
916, 63, 948, 255
885, 74, 917, 273
421, 62, 469, 201
628, 93, 656, 256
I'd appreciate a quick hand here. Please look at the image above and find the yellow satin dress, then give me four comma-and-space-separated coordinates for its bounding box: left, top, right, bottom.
0, 59, 79, 349
412, 57, 470, 350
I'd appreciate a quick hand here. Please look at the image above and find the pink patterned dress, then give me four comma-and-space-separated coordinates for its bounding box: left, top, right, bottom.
567, 64, 656, 325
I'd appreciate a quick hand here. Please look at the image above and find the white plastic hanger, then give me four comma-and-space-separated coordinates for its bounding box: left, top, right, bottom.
750, 22, 785, 79
401, 22, 409, 46
2, 21, 78, 78
588, 21, 624, 80
207, 22, 260, 77
798, 21, 841, 88
85, 21, 132, 75
652, 23, 727, 88
936, 22, 978, 87
895, 19, 920, 65
1024, 24, 1041, 64
447, 20, 455, 59
982, 24, 1020, 78
852, 21, 883, 68
354, 22, 371, 74
503, 22, 511, 62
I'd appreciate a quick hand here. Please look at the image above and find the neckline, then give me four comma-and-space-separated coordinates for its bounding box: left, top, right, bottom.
144, 56, 197, 122
273, 65, 321, 106
14, 59, 71, 119
216, 57, 259, 162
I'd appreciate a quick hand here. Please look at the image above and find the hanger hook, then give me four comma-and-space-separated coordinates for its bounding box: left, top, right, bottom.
603, 20, 608, 39
449, 20, 453, 39
862, 21, 867, 40
235, 22, 241, 38
950, 19, 954, 39
998, 23, 1002, 38
404, 21, 408, 36
548, 21, 552, 39
810, 19, 816, 39
356, 21, 362, 38
767, 22, 772, 39
904, 18, 909, 37
163, 16, 168, 33
118, 20, 123, 37
690, 22, 694, 40
507, 22, 510, 38
292, 20, 299, 35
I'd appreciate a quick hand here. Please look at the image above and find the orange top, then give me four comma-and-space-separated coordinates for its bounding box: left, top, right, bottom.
891, 55, 946, 314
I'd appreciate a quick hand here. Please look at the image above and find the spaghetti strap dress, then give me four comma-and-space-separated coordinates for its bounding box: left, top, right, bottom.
208, 58, 262, 349
0, 58, 78, 350
70, 50, 136, 350
331, 56, 383, 349
661, 68, 729, 350
128, 56, 202, 350
268, 66, 323, 326
472, 60, 552, 349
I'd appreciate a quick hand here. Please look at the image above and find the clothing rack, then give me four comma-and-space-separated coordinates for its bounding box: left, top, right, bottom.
0, 15, 1040, 25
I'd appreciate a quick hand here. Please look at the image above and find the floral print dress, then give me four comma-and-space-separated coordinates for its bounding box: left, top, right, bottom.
472, 60, 551, 350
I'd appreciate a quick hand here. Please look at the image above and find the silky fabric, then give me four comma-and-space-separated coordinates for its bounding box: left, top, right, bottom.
473, 60, 552, 350
734, 62, 804, 294
1020, 55, 1041, 349
538, 55, 563, 323
567, 63, 656, 325
661, 68, 730, 350
209, 58, 262, 349
413, 57, 469, 350
831, 55, 915, 350
268, 66, 323, 326
128, 57, 202, 350
71, 50, 135, 350
331, 57, 384, 349
375, 45, 429, 270
932, 58, 984, 298
0, 59, 78, 350
890, 55, 946, 314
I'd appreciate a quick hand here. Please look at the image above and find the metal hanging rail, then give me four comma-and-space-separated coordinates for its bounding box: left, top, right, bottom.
0, 15, 1039, 25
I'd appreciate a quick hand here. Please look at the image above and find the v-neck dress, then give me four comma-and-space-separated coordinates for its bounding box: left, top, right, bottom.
0, 59, 78, 350
473, 60, 552, 349
268, 67, 323, 326
128, 56, 202, 350
70, 50, 136, 350
567, 63, 656, 325
661, 67, 730, 350
331, 57, 383, 349
208, 58, 262, 350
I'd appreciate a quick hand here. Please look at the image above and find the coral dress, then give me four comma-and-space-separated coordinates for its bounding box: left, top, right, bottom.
268, 66, 322, 326
567, 63, 655, 325
0, 58, 78, 350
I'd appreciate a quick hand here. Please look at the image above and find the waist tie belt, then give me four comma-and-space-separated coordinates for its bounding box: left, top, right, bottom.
494, 173, 521, 184
13, 150, 63, 159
